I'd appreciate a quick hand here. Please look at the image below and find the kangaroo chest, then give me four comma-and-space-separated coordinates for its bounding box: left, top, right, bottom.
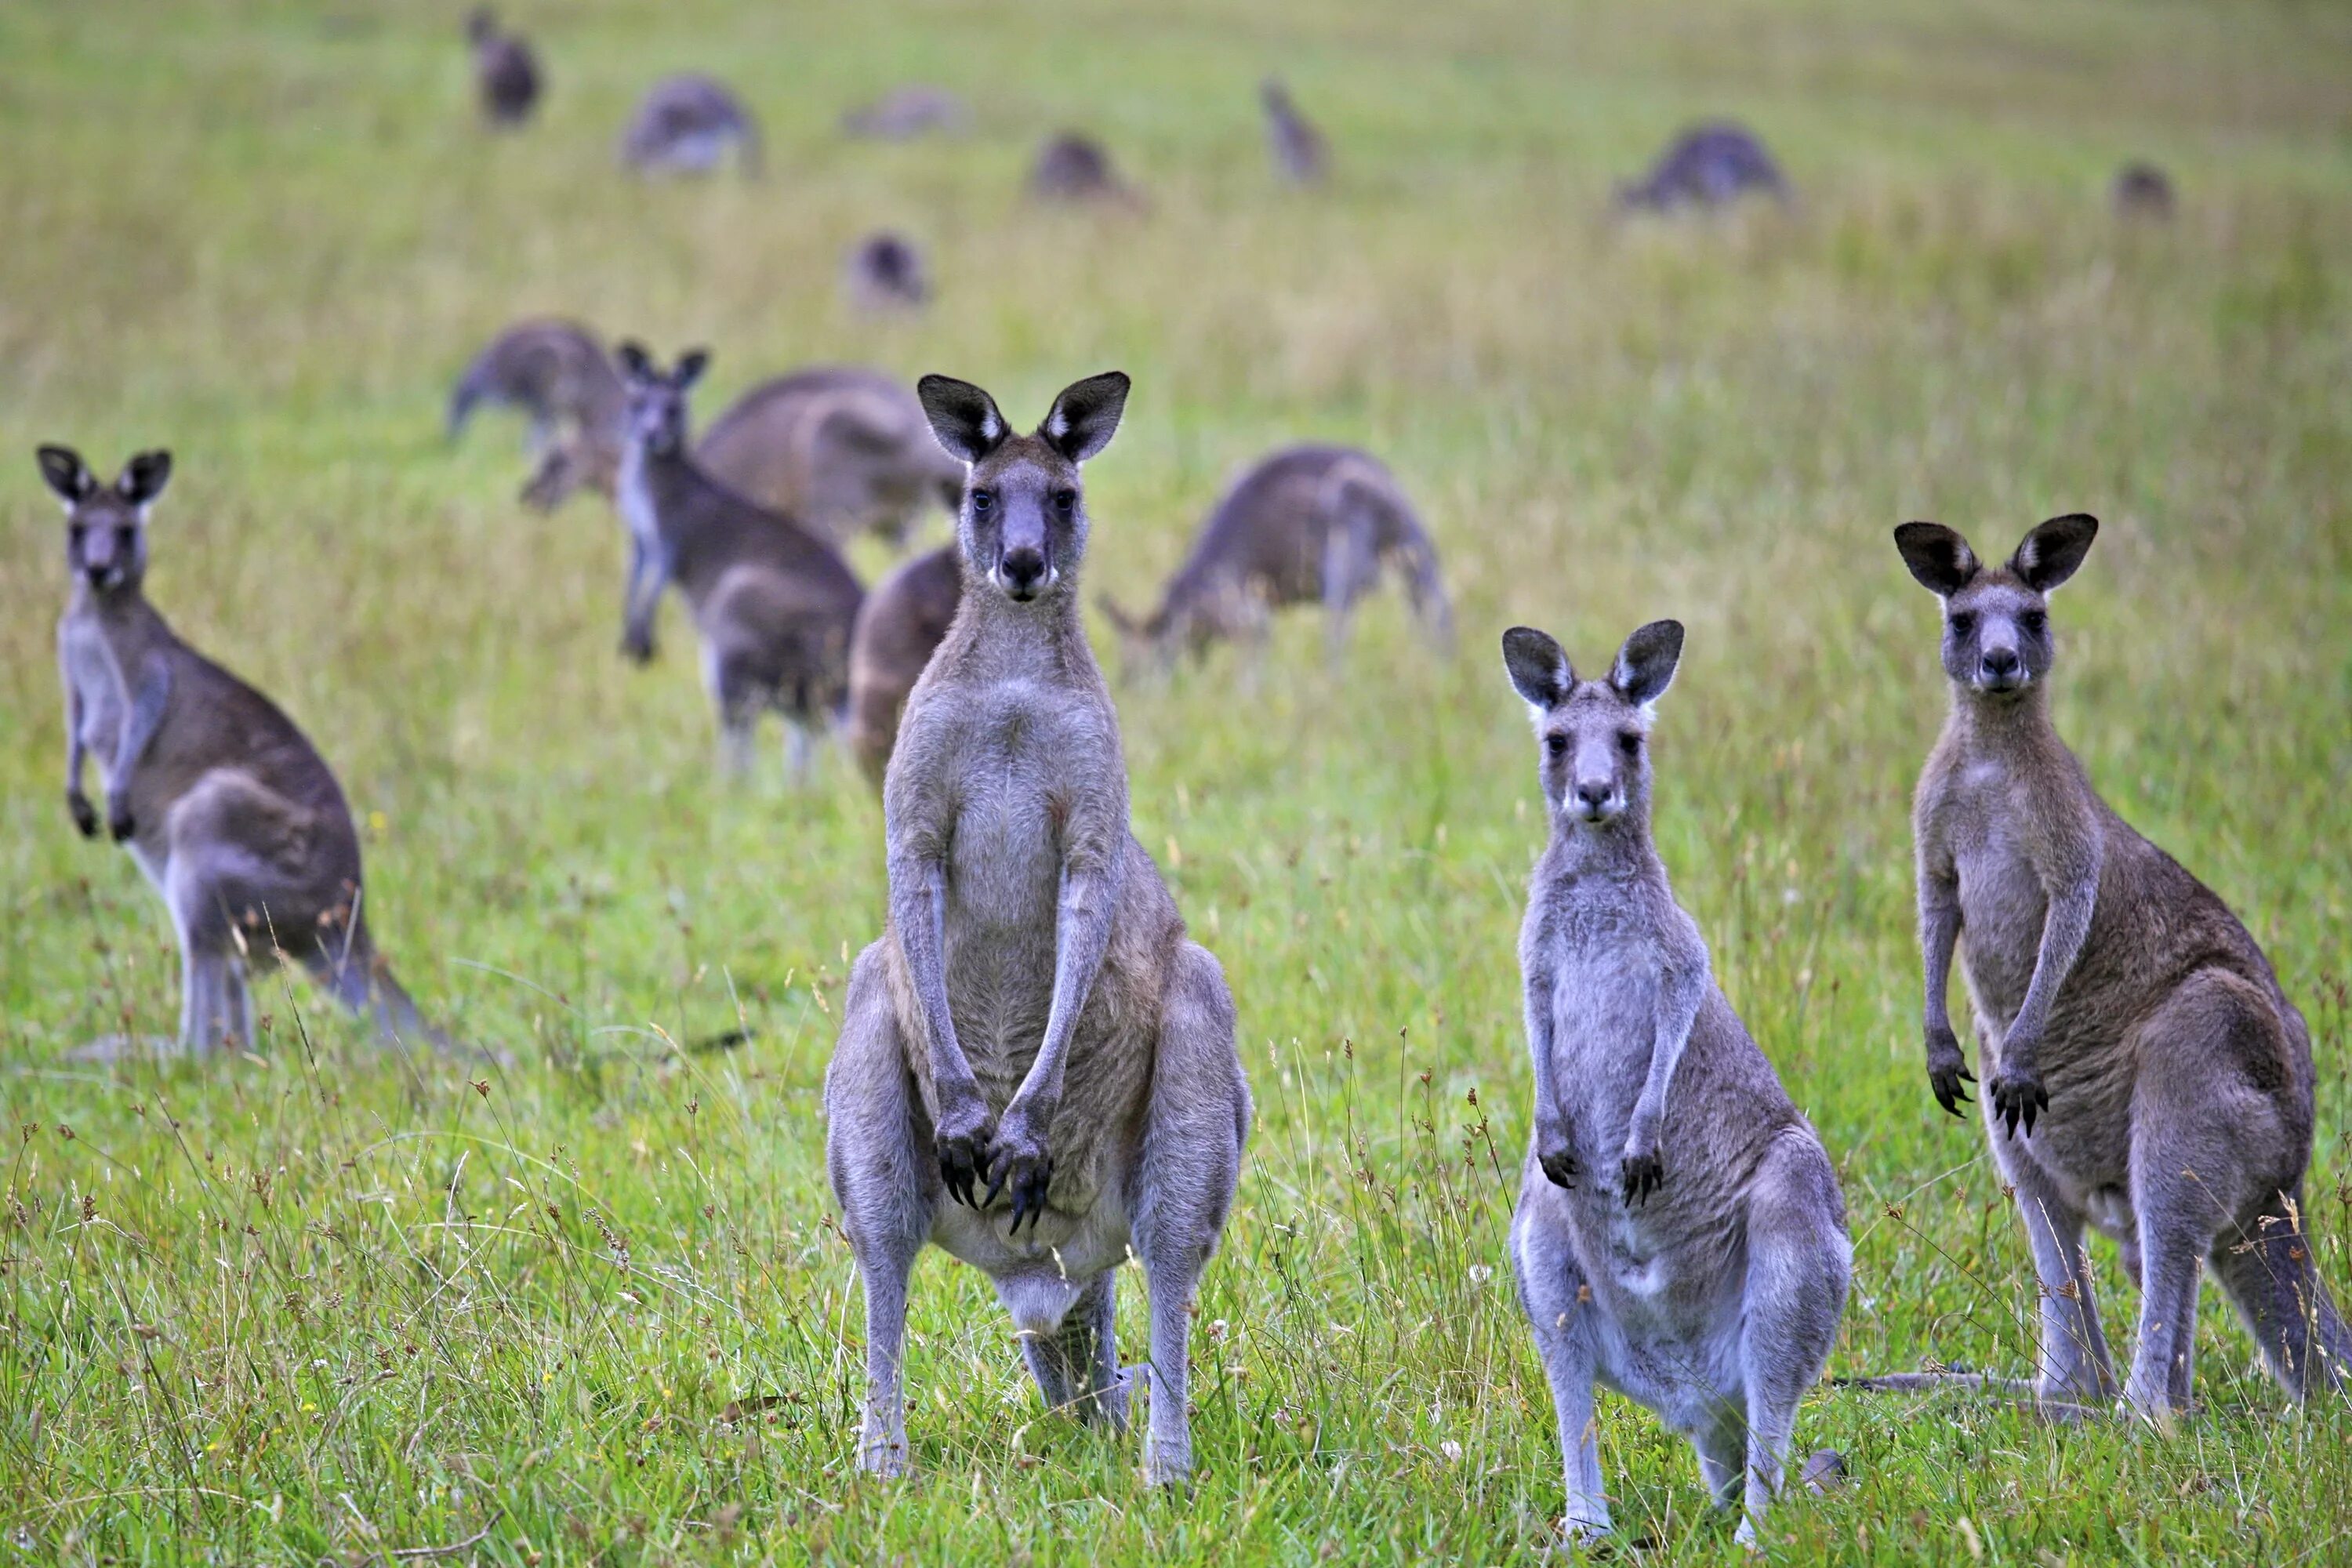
59, 614, 127, 756
1544, 909, 1665, 1149
1938, 764, 2053, 1023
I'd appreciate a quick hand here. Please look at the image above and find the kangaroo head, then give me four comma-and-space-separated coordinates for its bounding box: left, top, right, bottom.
1502, 620, 1683, 829
918, 371, 1129, 606
38, 445, 170, 595
1896, 515, 2097, 699
466, 7, 497, 44
614, 342, 709, 459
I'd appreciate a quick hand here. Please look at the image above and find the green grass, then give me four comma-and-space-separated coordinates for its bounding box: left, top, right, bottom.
4, 0, 2352, 1560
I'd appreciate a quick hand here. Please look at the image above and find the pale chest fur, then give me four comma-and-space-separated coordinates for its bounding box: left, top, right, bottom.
1929, 756, 2056, 1027
1534, 878, 1672, 1145
58, 612, 126, 756
615, 448, 661, 555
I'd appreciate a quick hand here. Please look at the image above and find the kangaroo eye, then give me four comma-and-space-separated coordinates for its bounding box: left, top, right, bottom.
1544, 734, 1568, 757
116, 526, 136, 546
1052, 488, 1078, 514
1618, 732, 1642, 757
1947, 610, 1976, 637
970, 488, 996, 514
2020, 608, 2047, 633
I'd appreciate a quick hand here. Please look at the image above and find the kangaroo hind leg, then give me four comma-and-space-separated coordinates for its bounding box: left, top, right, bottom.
1736, 1131, 1850, 1547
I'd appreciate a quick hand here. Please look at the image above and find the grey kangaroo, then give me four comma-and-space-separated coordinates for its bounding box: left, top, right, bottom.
43, 445, 448, 1058
1259, 78, 1328, 186
466, 8, 540, 129
619, 74, 760, 177
845, 543, 960, 789
695, 366, 961, 550
1502, 620, 1849, 1548
1897, 515, 2349, 1416
844, 231, 929, 313
1098, 444, 1451, 677
612, 344, 865, 780
824, 372, 1250, 1483
448, 318, 627, 512
1617, 122, 1789, 212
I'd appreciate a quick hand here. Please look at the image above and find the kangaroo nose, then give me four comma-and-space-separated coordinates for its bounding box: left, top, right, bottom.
1000, 546, 1048, 595
1572, 780, 1612, 815
1981, 646, 2021, 681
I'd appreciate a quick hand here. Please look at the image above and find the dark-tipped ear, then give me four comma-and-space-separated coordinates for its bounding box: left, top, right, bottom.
1039, 371, 1130, 463
1893, 521, 1980, 597
917, 374, 1009, 464
1502, 626, 1573, 710
2009, 514, 2098, 593
36, 445, 95, 504
615, 341, 655, 382
1610, 619, 1684, 706
118, 450, 172, 506
673, 348, 710, 390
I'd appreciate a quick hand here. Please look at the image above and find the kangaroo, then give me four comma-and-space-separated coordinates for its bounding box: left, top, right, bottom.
447, 318, 627, 512
845, 544, 960, 789
840, 85, 968, 140
1617, 122, 1789, 212
466, 8, 540, 128
844, 231, 929, 313
824, 372, 1250, 1484
2111, 162, 2176, 221
1502, 620, 1849, 1549
1259, 78, 1328, 186
42, 446, 451, 1058
612, 345, 865, 780
1897, 516, 2349, 1417
1098, 445, 1451, 679
619, 74, 760, 177
694, 366, 961, 550
1028, 132, 1142, 208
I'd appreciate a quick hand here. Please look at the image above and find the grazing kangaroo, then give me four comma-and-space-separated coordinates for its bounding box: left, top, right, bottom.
840, 85, 968, 140
448, 318, 626, 512
612, 345, 864, 780
1897, 516, 2349, 1416
466, 8, 540, 128
695, 366, 960, 550
844, 231, 929, 313
42, 446, 450, 1058
1098, 445, 1451, 678
1028, 132, 1141, 207
845, 544, 960, 789
2111, 162, 2176, 221
1502, 621, 1849, 1548
620, 74, 760, 176
1259, 78, 1328, 186
1617, 122, 1789, 211
824, 372, 1250, 1484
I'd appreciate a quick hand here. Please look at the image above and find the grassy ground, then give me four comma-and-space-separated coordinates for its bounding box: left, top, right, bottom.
4, 0, 2351, 1561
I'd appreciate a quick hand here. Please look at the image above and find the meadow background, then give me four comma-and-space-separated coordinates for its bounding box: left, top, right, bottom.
4, 0, 2351, 1560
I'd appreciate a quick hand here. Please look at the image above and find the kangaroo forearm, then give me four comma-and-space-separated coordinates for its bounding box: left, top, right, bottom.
1918, 881, 1961, 1033
1522, 983, 1563, 1126
1630, 975, 1704, 1143
1013, 865, 1118, 1111
887, 862, 978, 1098
2010, 884, 2096, 1051
108, 660, 170, 786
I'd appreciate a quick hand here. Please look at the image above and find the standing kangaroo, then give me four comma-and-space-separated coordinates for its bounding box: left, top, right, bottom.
844, 543, 960, 789
695, 366, 961, 550
447, 318, 627, 512
824, 372, 1250, 1483
1259, 78, 1328, 186
612, 345, 864, 780
1897, 516, 2348, 1415
42, 446, 449, 1058
1098, 444, 1451, 678
466, 8, 540, 129
1502, 621, 1849, 1548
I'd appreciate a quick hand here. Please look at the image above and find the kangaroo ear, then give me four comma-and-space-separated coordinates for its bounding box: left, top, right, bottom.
1610, 619, 1684, 706
2009, 513, 2098, 593
36, 445, 95, 504
673, 348, 710, 390
614, 341, 655, 383
1040, 371, 1130, 464
118, 450, 172, 506
1894, 521, 1980, 597
1501, 626, 1573, 710
917, 374, 1009, 464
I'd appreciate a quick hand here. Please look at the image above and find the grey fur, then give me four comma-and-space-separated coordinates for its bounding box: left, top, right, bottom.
1898, 516, 2350, 1416
694, 365, 961, 550
845, 543, 960, 790
2112, 162, 2176, 221
619, 74, 760, 177
1502, 620, 1849, 1548
844, 231, 929, 313
824, 372, 1250, 1485
1260, 78, 1328, 186
42, 445, 448, 1059
611, 345, 865, 781
447, 318, 626, 513
1029, 132, 1142, 208
1098, 444, 1451, 679
467, 9, 540, 128
1617, 122, 1789, 212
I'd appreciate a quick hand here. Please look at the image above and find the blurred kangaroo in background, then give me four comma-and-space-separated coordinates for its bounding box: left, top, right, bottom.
2111, 162, 2176, 220
1259, 78, 1328, 186
447, 318, 626, 512
1098, 445, 1451, 678
620, 74, 760, 176
42, 445, 452, 1059
612, 345, 865, 780
840, 85, 968, 140
694, 366, 960, 550
1617, 122, 1789, 211
845, 544, 960, 789
825, 371, 1250, 1485
1897, 516, 2348, 1417
466, 8, 540, 128
1029, 132, 1142, 207
1502, 620, 1849, 1548
843, 231, 929, 313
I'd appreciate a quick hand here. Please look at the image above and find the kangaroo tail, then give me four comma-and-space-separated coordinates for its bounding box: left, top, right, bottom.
2210, 1192, 2352, 1399
1830, 1370, 2036, 1394
305, 928, 455, 1057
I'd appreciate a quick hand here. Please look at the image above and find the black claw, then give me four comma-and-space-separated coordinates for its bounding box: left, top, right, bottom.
1958, 1067, 1977, 1084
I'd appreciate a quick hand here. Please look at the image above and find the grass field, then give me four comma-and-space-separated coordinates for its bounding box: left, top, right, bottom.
5, 0, 2352, 1561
